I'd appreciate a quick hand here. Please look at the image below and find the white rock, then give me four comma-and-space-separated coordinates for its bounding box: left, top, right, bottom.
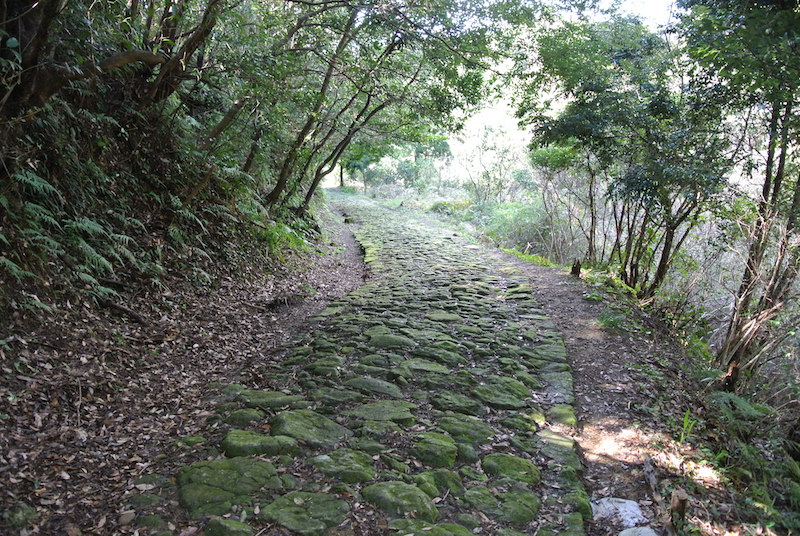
619, 527, 660, 536
592, 497, 649, 527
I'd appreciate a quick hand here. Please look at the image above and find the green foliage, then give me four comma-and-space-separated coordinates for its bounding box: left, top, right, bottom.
679, 409, 698, 445
515, 13, 729, 297
530, 145, 578, 170
502, 248, 559, 268
429, 200, 475, 218
597, 307, 626, 330
710, 391, 771, 433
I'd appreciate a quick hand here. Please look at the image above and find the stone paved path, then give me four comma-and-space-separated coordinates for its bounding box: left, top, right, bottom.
135, 195, 589, 536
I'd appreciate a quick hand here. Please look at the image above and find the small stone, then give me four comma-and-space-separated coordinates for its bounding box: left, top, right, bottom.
363, 481, 439, 522
439, 413, 494, 445
307, 448, 376, 483
204, 517, 255, 536
174, 435, 207, 447
118, 511, 136, 526
3, 502, 37, 529
592, 498, 649, 527
270, 410, 352, 449
343, 400, 417, 425
344, 376, 404, 398
482, 453, 541, 485
224, 408, 265, 426
259, 492, 349, 535
411, 432, 458, 468
369, 333, 417, 349
221, 430, 300, 457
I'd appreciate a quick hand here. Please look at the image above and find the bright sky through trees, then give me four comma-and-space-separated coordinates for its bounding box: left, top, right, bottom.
618, 0, 677, 28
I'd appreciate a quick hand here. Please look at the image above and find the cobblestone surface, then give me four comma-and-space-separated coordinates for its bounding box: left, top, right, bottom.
135, 195, 589, 536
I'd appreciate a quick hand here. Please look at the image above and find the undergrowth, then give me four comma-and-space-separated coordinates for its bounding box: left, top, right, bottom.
0, 96, 316, 332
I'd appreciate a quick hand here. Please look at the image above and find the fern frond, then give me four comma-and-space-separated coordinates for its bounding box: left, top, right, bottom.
0, 257, 36, 281
66, 217, 109, 237
76, 239, 113, 273
75, 271, 100, 285
167, 224, 185, 246
23, 202, 60, 228
13, 169, 59, 197
20, 229, 65, 255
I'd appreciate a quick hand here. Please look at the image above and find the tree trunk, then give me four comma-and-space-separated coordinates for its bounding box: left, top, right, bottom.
717, 100, 793, 390
263, 9, 358, 206
200, 97, 248, 152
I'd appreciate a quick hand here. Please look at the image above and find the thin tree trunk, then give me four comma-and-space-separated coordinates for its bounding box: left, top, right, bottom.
718, 100, 793, 390
200, 97, 248, 152
263, 9, 358, 205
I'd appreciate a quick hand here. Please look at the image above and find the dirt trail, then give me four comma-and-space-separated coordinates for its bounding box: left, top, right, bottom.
1, 193, 694, 536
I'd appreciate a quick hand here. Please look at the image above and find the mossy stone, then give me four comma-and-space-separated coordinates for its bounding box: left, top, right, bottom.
177, 458, 277, 518
463, 486, 499, 512
259, 492, 349, 535
358, 419, 404, 436
499, 414, 539, 434
174, 435, 207, 448
430, 392, 485, 415
270, 410, 352, 449
397, 358, 450, 375
473, 376, 531, 409
343, 400, 417, 425
221, 384, 247, 397
456, 442, 479, 463
204, 518, 254, 536
349, 438, 387, 454
425, 311, 464, 322
362, 481, 439, 522
497, 529, 527, 536
388, 519, 473, 536
514, 371, 542, 389
307, 448, 376, 483
412, 432, 458, 468
532, 343, 568, 362
344, 376, 404, 398
497, 488, 541, 523
482, 453, 541, 485
455, 513, 482, 529
439, 413, 494, 445
414, 469, 464, 497
221, 430, 300, 457
409, 348, 465, 367
537, 429, 582, 471
225, 409, 263, 427
369, 333, 417, 348
548, 404, 578, 427
564, 489, 592, 519
305, 356, 345, 376
541, 512, 584, 536
311, 387, 364, 407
